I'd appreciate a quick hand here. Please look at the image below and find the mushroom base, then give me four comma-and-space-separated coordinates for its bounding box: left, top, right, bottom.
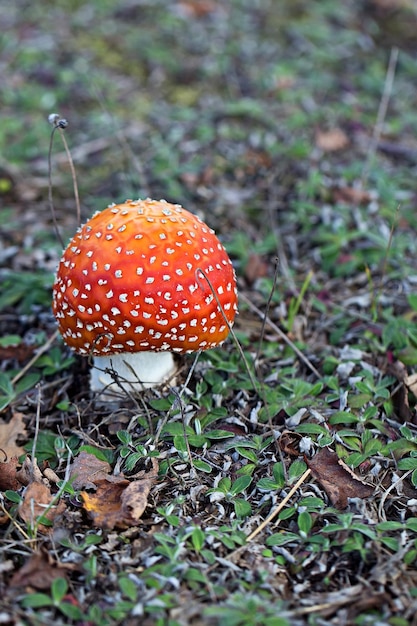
90, 351, 176, 396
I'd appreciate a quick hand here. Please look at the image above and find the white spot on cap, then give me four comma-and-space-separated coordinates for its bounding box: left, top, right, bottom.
119, 293, 128, 303
106, 290, 114, 298
111, 307, 121, 315
115, 270, 122, 278
135, 326, 145, 333
136, 267, 144, 275
146, 277, 155, 284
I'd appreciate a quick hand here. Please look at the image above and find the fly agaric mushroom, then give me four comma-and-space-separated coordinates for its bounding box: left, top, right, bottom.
52, 199, 238, 394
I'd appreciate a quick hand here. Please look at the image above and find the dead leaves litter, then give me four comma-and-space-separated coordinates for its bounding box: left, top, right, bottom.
8, 550, 74, 590
0, 411, 27, 459
306, 447, 374, 508
19, 481, 66, 533
80, 458, 159, 530
68, 450, 111, 490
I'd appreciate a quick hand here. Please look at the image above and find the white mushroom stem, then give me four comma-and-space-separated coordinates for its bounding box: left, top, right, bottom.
89, 351, 176, 395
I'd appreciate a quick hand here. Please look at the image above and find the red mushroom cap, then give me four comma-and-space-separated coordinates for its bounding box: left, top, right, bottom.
52, 199, 238, 357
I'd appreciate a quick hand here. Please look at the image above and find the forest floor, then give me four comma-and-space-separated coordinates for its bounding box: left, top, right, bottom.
1, 1, 417, 625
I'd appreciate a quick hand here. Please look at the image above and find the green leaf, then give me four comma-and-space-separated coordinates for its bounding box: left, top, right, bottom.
236, 447, 259, 463
398, 458, 417, 470
205, 429, 235, 440
298, 511, 313, 536
377, 521, 403, 532
192, 459, 212, 473
5, 490, 22, 503
288, 460, 307, 482
272, 462, 286, 488
119, 576, 138, 602
186, 434, 208, 448
191, 527, 205, 552
257, 477, 281, 491
233, 498, 252, 518
51, 577, 68, 603
22, 593, 52, 608
406, 518, 417, 532
266, 532, 300, 546
230, 475, 252, 495
329, 412, 359, 425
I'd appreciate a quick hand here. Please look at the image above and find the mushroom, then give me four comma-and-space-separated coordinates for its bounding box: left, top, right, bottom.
52, 199, 238, 395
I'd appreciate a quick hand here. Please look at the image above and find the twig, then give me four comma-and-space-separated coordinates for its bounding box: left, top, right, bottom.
246, 468, 311, 542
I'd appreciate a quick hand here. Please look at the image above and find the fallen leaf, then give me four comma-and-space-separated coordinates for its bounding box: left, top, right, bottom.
69, 451, 111, 490
81, 460, 158, 530
120, 474, 157, 526
19, 482, 66, 532
244, 253, 268, 285
177, 0, 220, 18
0, 343, 35, 363
279, 430, 303, 457
315, 128, 349, 152
331, 186, 372, 206
405, 372, 417, 397
0, 456, 20, 490
306, 448, 374, 508
81, 477, 130, 530
0, 411, 27, 459
15, 455, 45, 485
8, 550, 72, 589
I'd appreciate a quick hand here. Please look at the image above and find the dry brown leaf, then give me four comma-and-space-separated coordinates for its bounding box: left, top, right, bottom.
8, 550, 71, 590
279, 430, 303, 457
0, 411, 27, 459
15, 455, 44, 485
177, 0, 220, 18
0, 343, 35, 363
331, 186, 372, 206
69, 451, 111, 490
19, 482, 66, 532
306, 448, 374, 509
405, 372, 417, 397
81, 460, 158, 530
0, 456, 20, 490
315, 128, 349, 152
244, 253, 268, 285
81, 477, 130, 530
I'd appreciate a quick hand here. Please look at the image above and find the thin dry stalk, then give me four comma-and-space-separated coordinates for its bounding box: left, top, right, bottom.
246, 468, 311, 542
361, 47, 399, 188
